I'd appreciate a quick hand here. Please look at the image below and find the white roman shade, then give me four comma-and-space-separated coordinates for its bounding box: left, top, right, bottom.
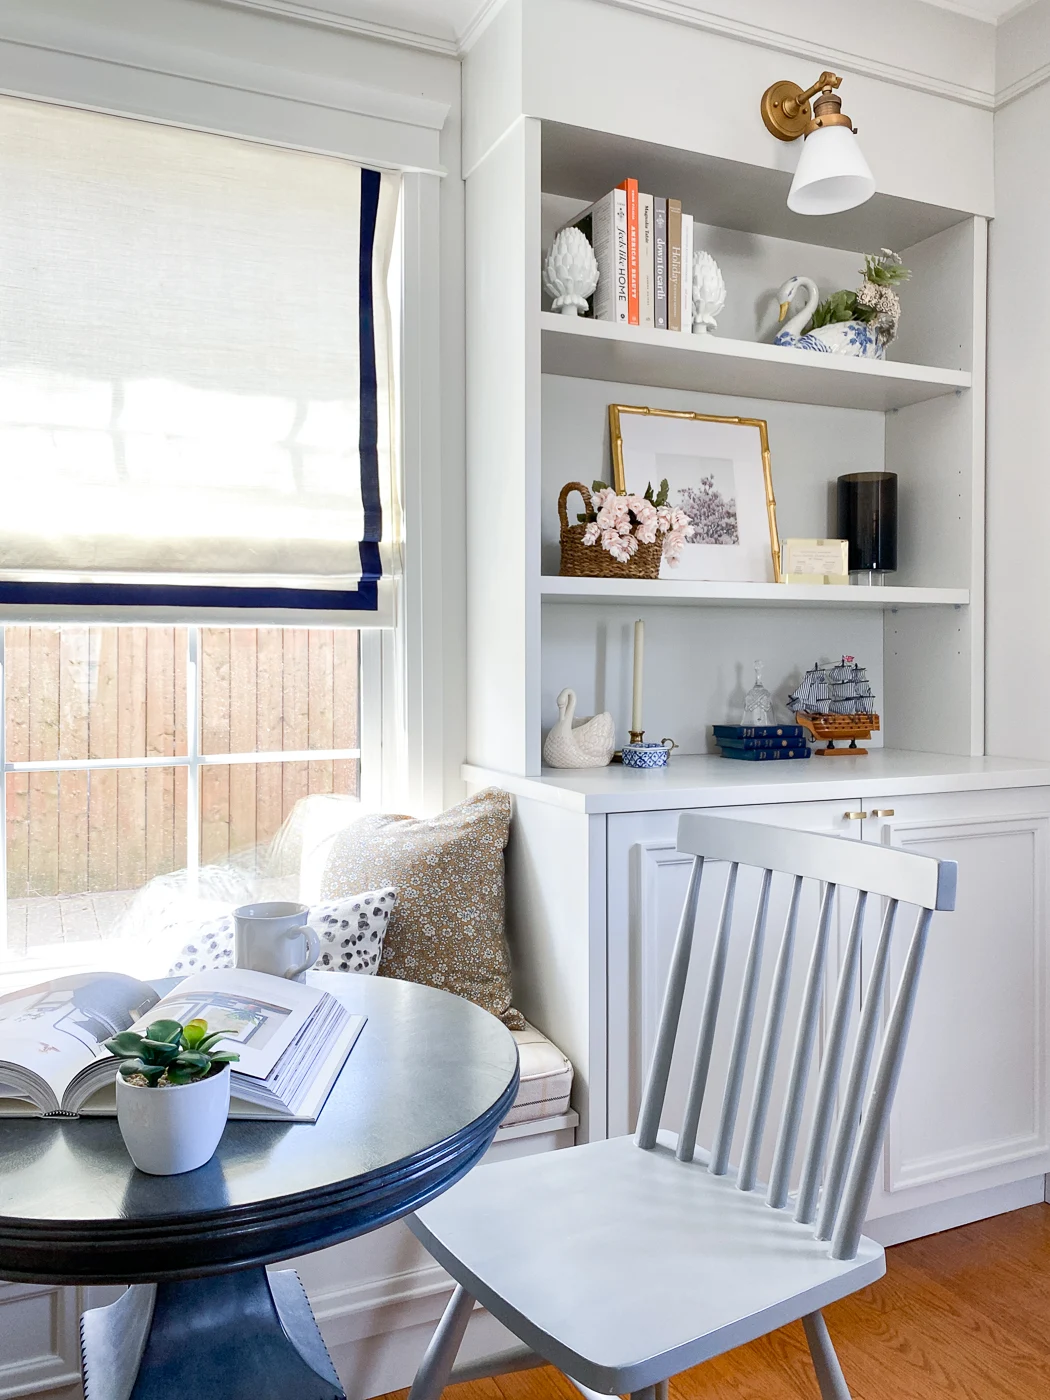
0, 96, 401, 620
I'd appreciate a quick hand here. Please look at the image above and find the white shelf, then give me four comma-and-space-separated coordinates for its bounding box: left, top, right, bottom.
541, 577, 969, 609
463, 752, 1050, 816
540, 313, 971, 412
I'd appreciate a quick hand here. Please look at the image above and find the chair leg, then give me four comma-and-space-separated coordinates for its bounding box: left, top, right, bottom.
408, 1284, 475, 1400
656, 1383, 669, 1400
802, 1312, 853, 1400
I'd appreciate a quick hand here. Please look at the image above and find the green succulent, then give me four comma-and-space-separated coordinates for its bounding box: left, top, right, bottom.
862, 249, 911, 287
104, 1018, 240, 1087
804, 251, 911, 335
806, 288, 864, 332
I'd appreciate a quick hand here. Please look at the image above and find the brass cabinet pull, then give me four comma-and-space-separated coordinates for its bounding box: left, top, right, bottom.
843, 811, 866, 820
871, 808, 895, 817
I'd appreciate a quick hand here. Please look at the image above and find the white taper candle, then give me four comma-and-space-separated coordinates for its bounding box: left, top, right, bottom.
631, 619, 645, 734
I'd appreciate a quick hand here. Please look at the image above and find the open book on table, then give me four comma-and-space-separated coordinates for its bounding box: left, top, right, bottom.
0, 968, 365, 1121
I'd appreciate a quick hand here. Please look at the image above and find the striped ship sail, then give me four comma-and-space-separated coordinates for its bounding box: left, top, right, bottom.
788, 658, 877, 716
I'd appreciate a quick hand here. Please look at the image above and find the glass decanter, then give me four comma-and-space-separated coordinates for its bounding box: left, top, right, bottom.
741, 659, 775, 727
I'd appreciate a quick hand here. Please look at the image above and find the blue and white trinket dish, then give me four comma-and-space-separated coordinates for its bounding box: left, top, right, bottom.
622, 739, 677, 770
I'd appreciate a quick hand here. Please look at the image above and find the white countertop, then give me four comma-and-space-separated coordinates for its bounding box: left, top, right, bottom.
463, 750, 1050, 815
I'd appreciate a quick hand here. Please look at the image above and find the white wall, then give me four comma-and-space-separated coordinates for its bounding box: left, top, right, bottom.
986, 18, 1050, 759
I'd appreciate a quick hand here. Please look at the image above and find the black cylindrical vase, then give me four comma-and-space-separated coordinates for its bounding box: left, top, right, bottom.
837, 471, 898, 580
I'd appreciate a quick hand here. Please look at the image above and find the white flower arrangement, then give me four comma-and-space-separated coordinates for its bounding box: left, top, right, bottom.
579, 481, 694, 565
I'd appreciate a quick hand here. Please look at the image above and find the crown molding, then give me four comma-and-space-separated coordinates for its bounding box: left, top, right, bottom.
457, 0, 510, 53
996, 57, 1050, 104
214, 0, 460, 55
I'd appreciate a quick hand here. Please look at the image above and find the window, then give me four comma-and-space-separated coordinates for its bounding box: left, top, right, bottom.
1, 625, 364, 959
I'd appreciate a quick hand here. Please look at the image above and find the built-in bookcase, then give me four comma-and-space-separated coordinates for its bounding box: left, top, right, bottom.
465, 111, 985, 775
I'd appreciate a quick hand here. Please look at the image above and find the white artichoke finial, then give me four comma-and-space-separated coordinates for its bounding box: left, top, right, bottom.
543, 227, 599, 316
691, 249, 727, 334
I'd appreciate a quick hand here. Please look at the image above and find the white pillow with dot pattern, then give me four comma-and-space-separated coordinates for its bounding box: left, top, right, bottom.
169, 888, 397, 977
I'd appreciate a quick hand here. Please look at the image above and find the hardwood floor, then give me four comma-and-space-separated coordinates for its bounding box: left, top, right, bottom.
374, 1204, 1050, 1399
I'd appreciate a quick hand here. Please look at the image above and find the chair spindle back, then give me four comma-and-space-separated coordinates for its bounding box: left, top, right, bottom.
634, 814, 956, 1262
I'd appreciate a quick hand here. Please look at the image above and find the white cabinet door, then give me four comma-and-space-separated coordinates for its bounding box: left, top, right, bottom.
861, 788, 1050, 1228
606, 800, 864, 1180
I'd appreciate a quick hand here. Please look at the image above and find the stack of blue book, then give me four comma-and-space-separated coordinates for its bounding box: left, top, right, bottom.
713, 724, 811, 761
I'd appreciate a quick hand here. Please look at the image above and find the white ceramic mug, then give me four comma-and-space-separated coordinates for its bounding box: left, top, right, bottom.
233, 901, 321, 981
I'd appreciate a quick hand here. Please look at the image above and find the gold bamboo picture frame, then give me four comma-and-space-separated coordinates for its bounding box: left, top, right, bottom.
609, 404, 782, 583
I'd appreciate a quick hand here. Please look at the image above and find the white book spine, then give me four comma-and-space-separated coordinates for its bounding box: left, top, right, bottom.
639, 193, 655, 328
612, 186, 628, 324
680, 213, 694, 337
589, 192, 616, 323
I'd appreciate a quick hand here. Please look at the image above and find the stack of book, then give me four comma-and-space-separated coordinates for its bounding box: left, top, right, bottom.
560, 179, 695, 334
713, 725, 812, 762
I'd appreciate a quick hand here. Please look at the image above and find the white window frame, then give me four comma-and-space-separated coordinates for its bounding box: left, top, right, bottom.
0, 623, 374, 959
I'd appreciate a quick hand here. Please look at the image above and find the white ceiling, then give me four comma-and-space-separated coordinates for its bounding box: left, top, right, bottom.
920, 0, 1032, 18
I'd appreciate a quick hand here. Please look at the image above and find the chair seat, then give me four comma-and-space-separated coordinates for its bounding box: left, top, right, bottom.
503, 1023, 573, 1126
410, 1133, 885, 1395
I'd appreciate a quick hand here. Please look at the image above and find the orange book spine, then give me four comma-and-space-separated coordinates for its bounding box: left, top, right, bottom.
618, 179, 640, 325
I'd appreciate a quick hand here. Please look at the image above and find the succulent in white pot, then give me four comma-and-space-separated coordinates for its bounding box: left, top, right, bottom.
105, 1018, 239, 1176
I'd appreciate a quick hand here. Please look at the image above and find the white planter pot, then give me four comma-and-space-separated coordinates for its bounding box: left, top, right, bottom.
116, 1065, 231, 1175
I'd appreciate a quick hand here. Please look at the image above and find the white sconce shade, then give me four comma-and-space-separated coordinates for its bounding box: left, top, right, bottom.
787, 125, 875, 215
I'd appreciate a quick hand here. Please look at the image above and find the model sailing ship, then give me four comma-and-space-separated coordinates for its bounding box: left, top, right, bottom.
787, 657, 880, 756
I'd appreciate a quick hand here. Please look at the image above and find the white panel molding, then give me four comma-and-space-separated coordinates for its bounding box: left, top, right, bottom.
633, 839, 695, 1070
310, 1259, 456, 1341
0, 1283, 82, 1398
888, 1127, 1049, 1191
883, 814, 1049, 1194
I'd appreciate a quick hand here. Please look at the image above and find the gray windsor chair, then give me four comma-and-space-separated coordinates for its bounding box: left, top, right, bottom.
406, 812, 957, 1400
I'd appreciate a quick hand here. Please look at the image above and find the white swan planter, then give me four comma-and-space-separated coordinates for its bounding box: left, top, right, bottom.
773, 275, 885, 360
543, 689, 616, 769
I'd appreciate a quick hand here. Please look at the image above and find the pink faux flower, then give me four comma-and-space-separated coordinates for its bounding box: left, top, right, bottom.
663, 528, 688, 565
603, 529, 638, 562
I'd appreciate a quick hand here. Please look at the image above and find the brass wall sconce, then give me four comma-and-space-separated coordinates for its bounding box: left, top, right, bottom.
760, 71, 875, 216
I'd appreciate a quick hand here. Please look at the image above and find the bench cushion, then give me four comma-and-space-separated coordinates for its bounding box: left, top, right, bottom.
503, 1023, 573, 1126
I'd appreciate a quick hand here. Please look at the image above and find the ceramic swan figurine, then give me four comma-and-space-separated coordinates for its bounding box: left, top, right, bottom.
773, 275, 885, 359
542, 689, 615, 769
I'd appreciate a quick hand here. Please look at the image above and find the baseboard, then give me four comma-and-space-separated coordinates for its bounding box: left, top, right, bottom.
863, 1175, 1047, 1247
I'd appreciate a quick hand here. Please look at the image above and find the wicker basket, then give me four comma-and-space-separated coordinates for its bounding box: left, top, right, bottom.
558, 482, 663, 580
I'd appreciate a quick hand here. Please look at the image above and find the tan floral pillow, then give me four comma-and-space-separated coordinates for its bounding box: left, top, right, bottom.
320, 788, 524, 1028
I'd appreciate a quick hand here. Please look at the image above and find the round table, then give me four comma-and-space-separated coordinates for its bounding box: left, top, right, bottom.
0, 976, 519, 1400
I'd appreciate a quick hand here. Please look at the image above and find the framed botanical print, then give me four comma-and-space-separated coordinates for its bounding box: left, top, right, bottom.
609, 405, 781, 583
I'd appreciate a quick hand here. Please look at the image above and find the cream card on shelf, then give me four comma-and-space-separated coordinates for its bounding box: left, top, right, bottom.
782, 538, 849, 585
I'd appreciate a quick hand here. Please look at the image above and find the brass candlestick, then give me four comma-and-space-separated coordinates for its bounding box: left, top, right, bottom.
628, 730, 644, 745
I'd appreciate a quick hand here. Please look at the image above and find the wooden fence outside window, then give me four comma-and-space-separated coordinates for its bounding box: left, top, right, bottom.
4, 626, 360, 902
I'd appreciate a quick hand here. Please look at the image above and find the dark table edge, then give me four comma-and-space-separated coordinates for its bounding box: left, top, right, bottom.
0, 1062, 520, 1285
